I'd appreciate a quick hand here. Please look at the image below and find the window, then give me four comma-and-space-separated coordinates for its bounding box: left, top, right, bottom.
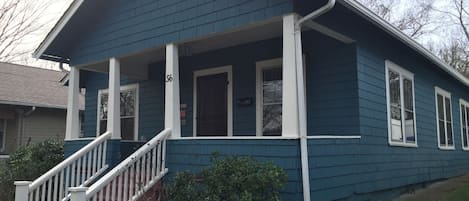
385, 61, 417, 147
97, 84, 139, 140
435, 87, 454, 149
0, 119, 5, 151
256, 59, 283, 136
460, 99, 469, 150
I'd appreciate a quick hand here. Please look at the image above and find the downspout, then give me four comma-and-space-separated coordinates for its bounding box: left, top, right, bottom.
295, 1, 336, 200
20, 106, 36, 146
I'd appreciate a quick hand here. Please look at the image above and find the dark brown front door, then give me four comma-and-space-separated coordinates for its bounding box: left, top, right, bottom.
196, 73, 228, 136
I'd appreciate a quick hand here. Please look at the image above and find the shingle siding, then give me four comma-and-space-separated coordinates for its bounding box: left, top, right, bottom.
68, 0, 293, 66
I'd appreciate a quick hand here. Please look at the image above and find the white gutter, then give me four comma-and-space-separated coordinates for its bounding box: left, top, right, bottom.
295, 1, 336, 200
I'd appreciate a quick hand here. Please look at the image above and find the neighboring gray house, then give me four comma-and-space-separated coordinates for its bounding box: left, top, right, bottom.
0, 62, 83, 158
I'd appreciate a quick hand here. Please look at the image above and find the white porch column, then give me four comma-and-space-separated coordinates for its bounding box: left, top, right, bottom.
165, 43, 181, 138
65, 67, 80, 140
14, 181, 31, 201
282, 14, 300, 138
108, 58, 121, 139
69, 187, 87, 201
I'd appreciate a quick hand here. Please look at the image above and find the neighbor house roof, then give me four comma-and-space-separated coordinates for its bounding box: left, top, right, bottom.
0, 62, 84, 109
33, 0, 469, 88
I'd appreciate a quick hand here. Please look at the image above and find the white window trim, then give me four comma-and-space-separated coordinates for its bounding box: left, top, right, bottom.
0, 119, 6, 152
96, 83, 139, 141
192, 66, 233, 137
435, 86, 455, 150
385, 60, 418, 148
460, 99, 469, 151
256, 58, 283, 137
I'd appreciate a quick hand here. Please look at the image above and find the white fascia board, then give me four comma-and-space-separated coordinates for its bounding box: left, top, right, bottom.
339, 0, 469, 88
33, 0, 84, 59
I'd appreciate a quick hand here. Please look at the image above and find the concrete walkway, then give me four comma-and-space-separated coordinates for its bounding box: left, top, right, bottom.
395, 174, 469, 201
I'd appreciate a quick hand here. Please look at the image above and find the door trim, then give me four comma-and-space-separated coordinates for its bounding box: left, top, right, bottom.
193, 66, 233, 137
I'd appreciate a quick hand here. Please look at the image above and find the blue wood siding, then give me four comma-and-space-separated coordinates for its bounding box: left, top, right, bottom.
166, 139, 302, 200
66, 0, 293, 66
303, 5, 469, 200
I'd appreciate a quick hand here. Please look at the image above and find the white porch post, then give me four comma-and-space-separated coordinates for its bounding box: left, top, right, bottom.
165, 43, 181, 138
282, 14, 300, 138
65, 67, 80, 140
69, 187, 87, 201
14, 181, 31, 201
108, 58, 121, 139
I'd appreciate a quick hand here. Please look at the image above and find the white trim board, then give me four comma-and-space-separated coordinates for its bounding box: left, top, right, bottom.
435, 86, 455, 150
96, 83, 139, 140
192, 66, 233, 137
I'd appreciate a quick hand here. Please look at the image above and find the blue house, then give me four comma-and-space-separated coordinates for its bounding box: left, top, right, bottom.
14, 0, 469, 201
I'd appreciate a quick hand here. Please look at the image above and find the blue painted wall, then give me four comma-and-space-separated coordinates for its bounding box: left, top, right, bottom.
47, 0, 294, 66
166, 139, 302, 200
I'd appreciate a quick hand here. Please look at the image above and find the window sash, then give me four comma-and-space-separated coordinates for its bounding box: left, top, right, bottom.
436, 88, 453, 148
260, 66, 282, 136
461, 102, 469, 149
387, 66, 416, 146
97, 84, 138, 140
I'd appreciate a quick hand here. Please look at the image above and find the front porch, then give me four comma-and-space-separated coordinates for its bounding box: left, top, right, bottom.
60, 13, 357, 201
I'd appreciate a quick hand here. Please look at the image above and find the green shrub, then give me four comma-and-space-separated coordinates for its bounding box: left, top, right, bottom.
0, 140, 64, 201
165, 155, 288, 201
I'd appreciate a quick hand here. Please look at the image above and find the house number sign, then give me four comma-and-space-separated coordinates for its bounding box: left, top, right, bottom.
165, 74, 174, 82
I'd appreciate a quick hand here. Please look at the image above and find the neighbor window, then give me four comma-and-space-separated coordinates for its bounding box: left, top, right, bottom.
435, 87, 454, 149
385, 61, 417, 147
97, 84, 138, 140
0, 119, 5, 151
460, 99, 469, 150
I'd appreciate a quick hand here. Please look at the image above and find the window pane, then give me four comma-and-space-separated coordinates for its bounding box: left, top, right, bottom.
403, 79, 413, 111
100, 94, 109, 120
121, 90, 136, 117
99, 120, 107, 135
262, 67, 282, 136
263, 105, 282, 136
463, 127, 468, 147
405, 112, 415, 143
466, 107, 469, 129
462, 105, 467, 129
437, 95, 444, 120
447, 122, 453, 145
389, 70, 401, 106
391, 119, 403, 142
121, 118, 135, 140
439, 120, 446, 145
445, 97, 452, 122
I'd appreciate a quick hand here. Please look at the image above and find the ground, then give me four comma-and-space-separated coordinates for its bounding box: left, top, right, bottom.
396, 174, 469, 201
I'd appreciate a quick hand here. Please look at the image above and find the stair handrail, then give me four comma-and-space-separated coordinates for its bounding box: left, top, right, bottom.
84, 128, 171, 200
30, 132, 112, 190
15, 131, 112, 201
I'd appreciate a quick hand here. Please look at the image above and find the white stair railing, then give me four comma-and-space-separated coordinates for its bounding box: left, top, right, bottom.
15, 132, 112, 201
70, 129, 171, 201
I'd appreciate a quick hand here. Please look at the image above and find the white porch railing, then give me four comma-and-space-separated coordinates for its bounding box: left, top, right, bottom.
15, 132, 112, 201
70, 129, 170, 201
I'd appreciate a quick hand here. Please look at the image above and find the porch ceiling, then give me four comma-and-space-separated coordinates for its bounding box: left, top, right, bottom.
78, 18, 284, 79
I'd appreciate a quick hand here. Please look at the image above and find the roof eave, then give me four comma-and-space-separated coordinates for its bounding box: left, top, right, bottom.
33, 0, 84, 60
339, 0, 469, 87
